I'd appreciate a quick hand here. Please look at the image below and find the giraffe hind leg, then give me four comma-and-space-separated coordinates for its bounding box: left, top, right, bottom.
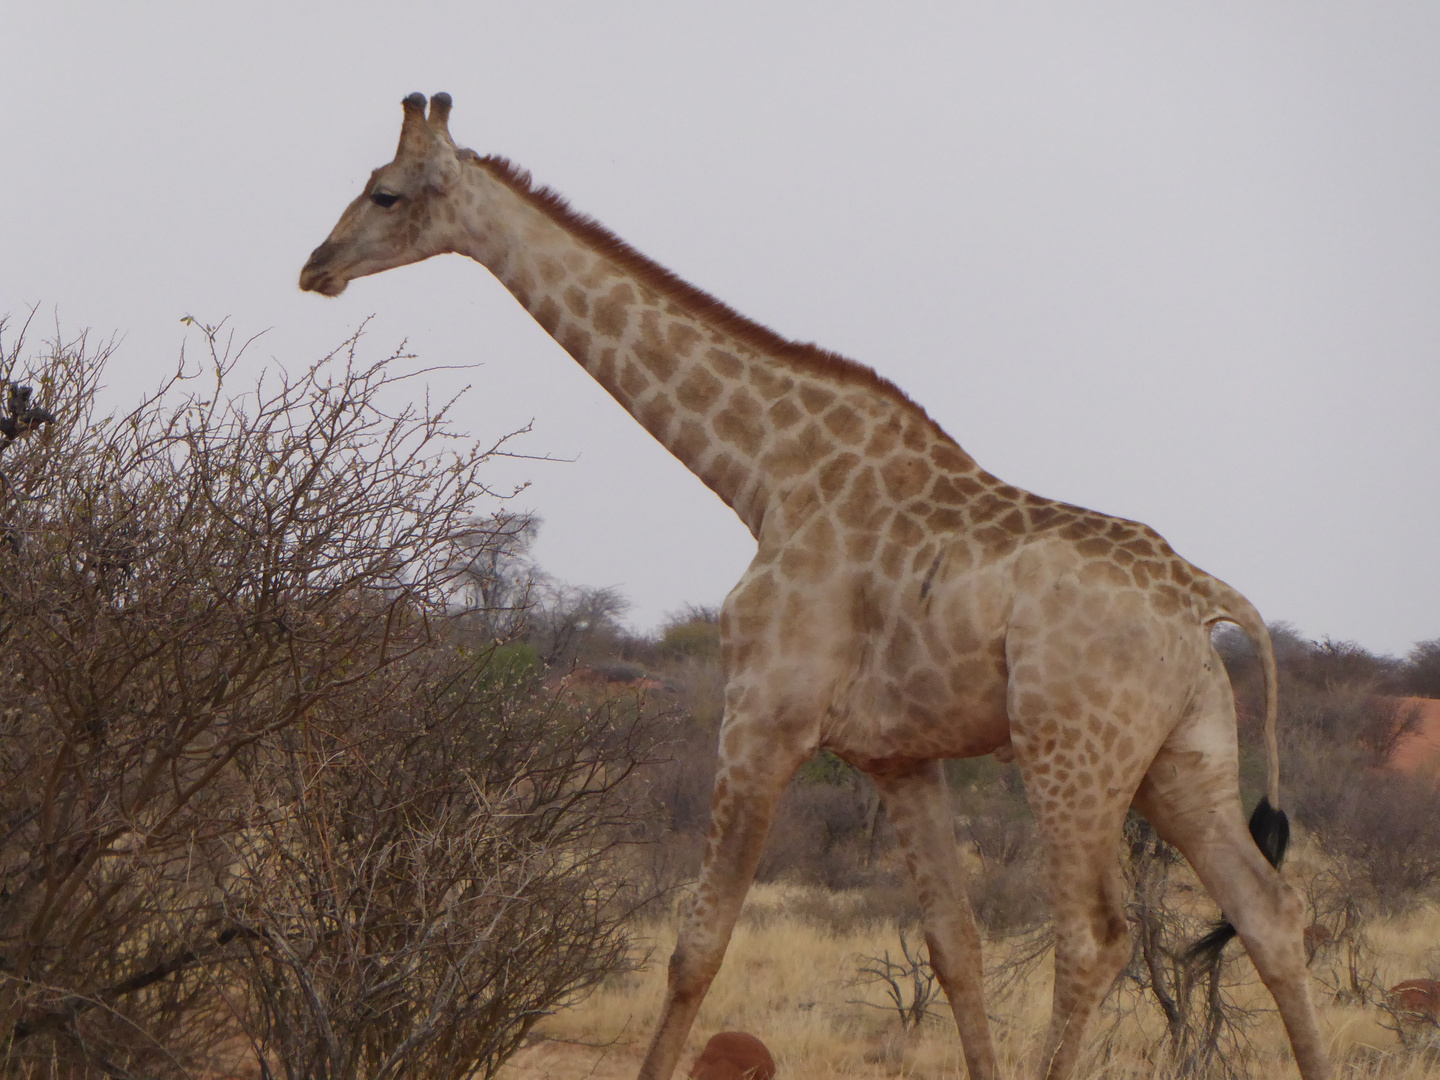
1134, 700, 1333, 1080
1188, 796, 1291, 961
1024, 796, 1136, 1080
1005, 680, 1166, 1077
871, 760, 998, 1080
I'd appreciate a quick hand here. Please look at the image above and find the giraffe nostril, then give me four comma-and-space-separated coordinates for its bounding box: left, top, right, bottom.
303, 241, 339, 271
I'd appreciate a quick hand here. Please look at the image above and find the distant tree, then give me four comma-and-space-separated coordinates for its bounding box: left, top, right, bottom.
659, 603, 721, 661
1210, 620, 1439, 914
528, 581, 631, 667
1215, 622, 1401, 698
1402, 638, 1440, 698
1308, 638, 1399, 692
453, 510, 639, 668
454, 512, 539, 639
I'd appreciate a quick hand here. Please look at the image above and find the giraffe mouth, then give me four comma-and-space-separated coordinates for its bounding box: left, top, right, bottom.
300, 271, 348, 297
299, 243, 350, 296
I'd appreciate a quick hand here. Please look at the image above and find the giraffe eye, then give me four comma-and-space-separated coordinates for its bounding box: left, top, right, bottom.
371, 191, 400, 208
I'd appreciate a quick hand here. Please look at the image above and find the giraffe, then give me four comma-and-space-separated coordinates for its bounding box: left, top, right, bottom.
300, 93, 1333, 1080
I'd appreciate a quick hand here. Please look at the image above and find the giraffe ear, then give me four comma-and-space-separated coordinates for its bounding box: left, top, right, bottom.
427, 92, 453, 139
424, 150, 462, 195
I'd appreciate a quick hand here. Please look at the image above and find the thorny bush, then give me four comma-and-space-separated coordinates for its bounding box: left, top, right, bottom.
0, 317, 663, 1079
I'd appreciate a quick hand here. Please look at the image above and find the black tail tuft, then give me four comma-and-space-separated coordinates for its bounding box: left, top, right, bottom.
1186, 920, 1239, 963
1247, 796, 1289, 870
1185, 798, 1290, 965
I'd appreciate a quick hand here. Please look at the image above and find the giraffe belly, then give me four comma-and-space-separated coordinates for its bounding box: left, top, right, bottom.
819, 544, 1021, 770
822, 635, 1014, 770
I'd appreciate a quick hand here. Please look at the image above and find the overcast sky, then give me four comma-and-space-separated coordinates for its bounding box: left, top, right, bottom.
3, 3, 1437, 656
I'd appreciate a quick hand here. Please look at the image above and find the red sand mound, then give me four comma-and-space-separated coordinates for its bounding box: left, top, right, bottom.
689, 1032, 777, 1080
1387, 697, 1440, 774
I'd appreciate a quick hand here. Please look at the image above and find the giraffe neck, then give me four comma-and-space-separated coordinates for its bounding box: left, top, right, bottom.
447, 155, 978, 538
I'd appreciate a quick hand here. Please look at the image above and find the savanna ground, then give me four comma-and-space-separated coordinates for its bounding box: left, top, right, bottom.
489, 625, 1440, 1080
507, 874, 1440, 1080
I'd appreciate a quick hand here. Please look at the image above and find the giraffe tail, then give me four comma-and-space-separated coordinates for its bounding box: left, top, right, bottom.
1202, 580, 1280, 811
1187, 578, 1288, 964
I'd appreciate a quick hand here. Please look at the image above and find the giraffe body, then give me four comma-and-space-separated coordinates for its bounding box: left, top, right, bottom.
301, 94, 1332, 1080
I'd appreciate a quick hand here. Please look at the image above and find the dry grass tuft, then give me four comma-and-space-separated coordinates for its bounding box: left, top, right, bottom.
502, 884, 1440, 1080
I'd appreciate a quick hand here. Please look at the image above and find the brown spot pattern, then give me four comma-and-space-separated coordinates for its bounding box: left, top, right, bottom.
593, 283, 634, 337
677, 368, 724, 412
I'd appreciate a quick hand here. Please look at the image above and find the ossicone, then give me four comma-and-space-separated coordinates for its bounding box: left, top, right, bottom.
398, 91, 436, 156
428, 91, 453, 136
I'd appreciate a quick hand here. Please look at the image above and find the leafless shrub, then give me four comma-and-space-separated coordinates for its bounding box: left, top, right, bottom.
975, 925, 1051, 1015
219, 653, 663, 1080
1282, 688, 1423, 771
0, 317, 659, 1079
1296, 869, 1365, 975
849, 931, 940, 1032
1315, 913, 1440, 1077
1220, 625, 1402, 698
963, 814, 1047, 934
1288, 752, 1440, 914
1378, 979, 1440, 1055
949, 758, 1048, 935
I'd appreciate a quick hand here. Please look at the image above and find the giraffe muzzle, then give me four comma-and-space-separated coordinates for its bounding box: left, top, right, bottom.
299, 242, 348, 296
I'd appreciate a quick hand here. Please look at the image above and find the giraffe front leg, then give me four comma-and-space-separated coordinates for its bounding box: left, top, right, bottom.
637, 720, 810, 1080
872, 760, 999, 1080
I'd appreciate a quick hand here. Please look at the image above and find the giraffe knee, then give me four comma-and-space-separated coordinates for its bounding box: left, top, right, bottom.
1058, 894, 1131, 986
1086, 908, 1133, 984
1236, 879, 1308, 970
1092, 874, 1132, 967
1275, 879, 1305, 927
1254, 876, 1306, 936
1100, 920, 1133, 977
1100, 897, 1129, 947
667, 942, 724, 1002
1056, 917, 1131, 988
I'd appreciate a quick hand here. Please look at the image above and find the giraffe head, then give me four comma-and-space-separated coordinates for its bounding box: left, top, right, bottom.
300, 92, 464, 296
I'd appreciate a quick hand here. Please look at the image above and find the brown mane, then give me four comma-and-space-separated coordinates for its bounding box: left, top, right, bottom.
467, 152, 951, 441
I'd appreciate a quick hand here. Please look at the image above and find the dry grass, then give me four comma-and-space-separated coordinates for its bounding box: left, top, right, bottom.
503, 883, 1440, 1080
